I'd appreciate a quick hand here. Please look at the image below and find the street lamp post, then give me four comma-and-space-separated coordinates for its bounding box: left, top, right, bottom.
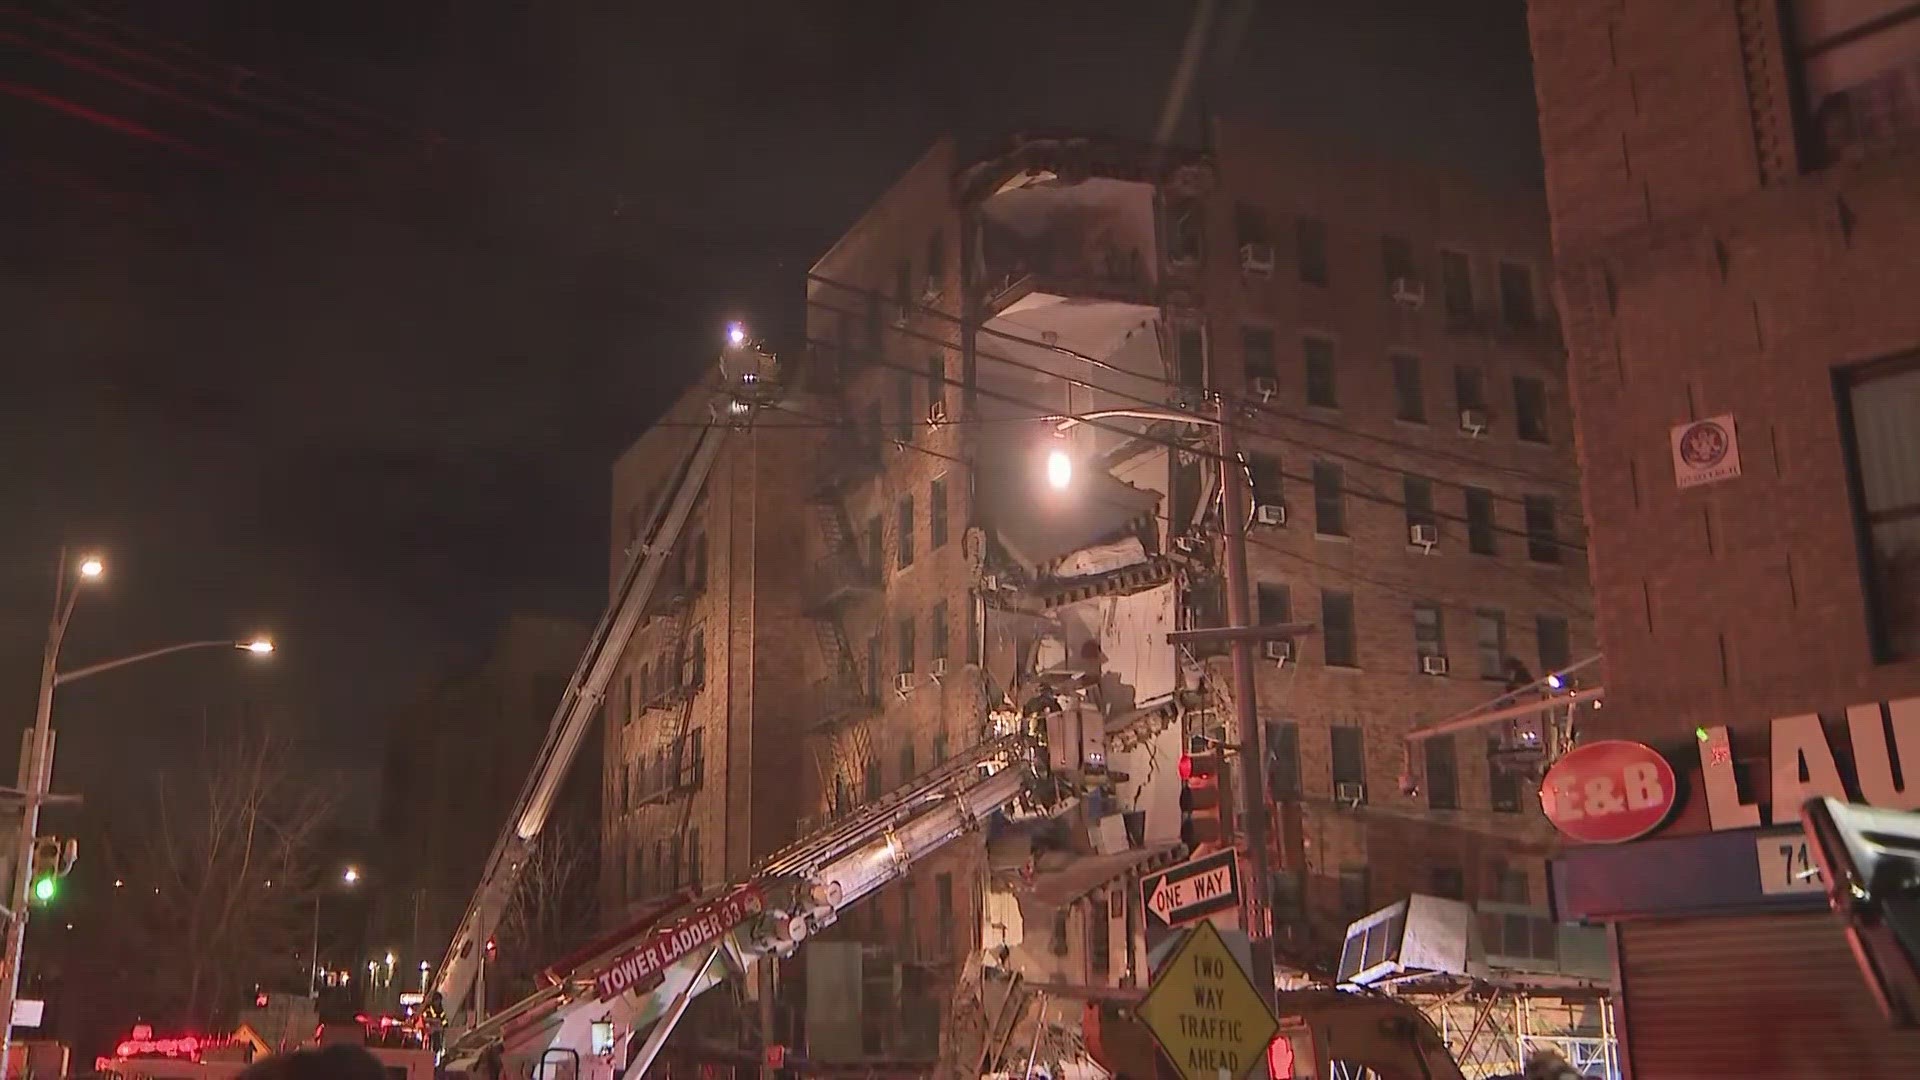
312, 867, 362, 999
0, 552, 275, 1061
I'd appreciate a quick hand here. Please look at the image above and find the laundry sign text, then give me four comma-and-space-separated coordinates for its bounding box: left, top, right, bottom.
1699, 695, 1919, 832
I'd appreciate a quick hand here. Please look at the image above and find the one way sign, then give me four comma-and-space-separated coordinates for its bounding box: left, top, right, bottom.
1141, 849, 1240, 929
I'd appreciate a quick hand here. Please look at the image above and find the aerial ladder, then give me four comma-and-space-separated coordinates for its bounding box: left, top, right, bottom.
430, 327, 778, 1030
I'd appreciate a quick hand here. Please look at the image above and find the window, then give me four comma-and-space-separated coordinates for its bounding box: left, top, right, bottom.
1465, 488, 1497, 555
1332, 726, 1366, 791
929, 476, 949, 549
669, 835, 683, 887
897, 616, 916, 675
900, 743, 916, 785
932, 732, 949, 766
1514, 376, 1549, 443
1266, 719, 1301, 799
1403, 475, 1435, 533
1243, 326, 1277, 383
1338, 866, 1370, 915
1312, 462, 1346, 536
930, 601, 949, 663
896, 372, 916, 442
866, 634, 882, 701
927, 353, 945, 415
1234, 201, 1270, 247
1498, 261, 1536, 328
1304, 337, 1337, 408
682, 727, 705, 788
1296, 216, 1329, 285
1489, 737, 1522, 812
1475, 610, 1507, 680
925, 229, 945, 291
1257, 582, 1293, 625
1839, 356, 1920, 658
894, 258, 913, 306
687, 826, 702, 888
1249, 452, 1284, 505
1440, 249, 1474, 326
864, 294, 883, 358
897, 496, 916, 569
1454, 366, 1486, 413
1429, 864, 1465, 900
688, 629, 706, 688
656, 840, 668, 885
1270, 870, 1306, 923
1536, 614, 1572, 674
1489, 859, 1531, 904
1795, 3, 1920, 164
1381, 234, 1415, 290
1166, 199, 1204, 265
1176, 323, 1207, 389
1524, 495, 1560, 564
1413, 603, 1445, 663
864, 760, 882, 801
935, 872, 955, 952
1323, 591, 1357, 668
864, 400, 884, 453
1426, 735, 1459, 810
1392, 355, 1425, 423
638, 664, 652, 708
865, 517, 883, 577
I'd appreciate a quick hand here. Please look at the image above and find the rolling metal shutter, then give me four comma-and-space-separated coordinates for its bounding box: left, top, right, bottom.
1617, 912, 1920, 1078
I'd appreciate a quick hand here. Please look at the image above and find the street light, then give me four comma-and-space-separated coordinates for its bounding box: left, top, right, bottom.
343, 867, 361, 884
77, 557, 104, 579
312, 866, 362, 999
1045, 448, 1073, 490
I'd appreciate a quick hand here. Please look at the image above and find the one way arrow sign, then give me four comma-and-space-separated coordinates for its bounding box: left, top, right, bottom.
1140, 849, 1240, 929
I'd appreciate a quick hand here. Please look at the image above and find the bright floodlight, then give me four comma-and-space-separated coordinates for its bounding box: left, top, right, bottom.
78, 556, 104, 579
343, 867, 361, 884
243, 638, 275, 655
1046, 449, 1073, 491
727, 323, 746, 346
1546, 673, 1564, 689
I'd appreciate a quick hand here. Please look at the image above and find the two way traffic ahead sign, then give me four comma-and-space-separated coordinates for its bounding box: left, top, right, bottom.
1136, 919, 1279, 1080
1141, 849, 1240, 929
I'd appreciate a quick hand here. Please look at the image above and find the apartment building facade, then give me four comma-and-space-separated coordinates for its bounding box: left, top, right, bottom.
1527, 1, 1920, 1075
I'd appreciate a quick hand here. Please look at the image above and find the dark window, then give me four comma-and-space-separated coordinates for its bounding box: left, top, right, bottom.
670, 835, 683, 887
1323, 591, 1357, 668
897, 372, 916, 442
1392, 355, 1425, 423
1536, 614, 1572, 673
929, 477, 949, 549
1235, 202, 1270, 247
932, 732, 949, 765
1403, 475, 1436, 532
1243, 326, 1278, 382
865, 517, 883, 578
1498, 261, 1536, 328
897, 496, 916, 568
1524, 495, 1560, 563
1304, 337, 1337, 408
894, 258, 913, 306
1257, 582, 1293, 625
1166, 199, 1204, 265
865, 293, 883, 357
686, 826, 701, 888
1454, 366, 1486, 413
864, 400, 884, 452
1440, 249, 1474, 326
966, 594, 980, 664
1296, 216, 1328, 285
1332, 726, 1366, 790
931, 601, 949, 662
1176, 323, 1207, 389
1514, 376, 1549, 443
897, 616, 916, 675
1426, 735, 1459, 810
1338, 866, 1370, 915
925, 229, 945, 291
1490, 859, 1531, 904
1795, 3, 1920, 165
1382, 234, 1415, 290
1489, 740, 1522, 812
1413, 603, 1445, 664
689, 531, 708, 590
864, 760, 882, 801
638, 663, 653, 707
1248, 452, 1284, 505
900, 742, 916, 785
1313, 462, 1346, 536
1465, 488, 1497, 555
1266, 719, 1301, 799
683, 727, 705, 788
936, 872, 955, 951
1271, 870, 1306, 923
866, 634, 882, 701
688, 629, 706, 688
1840, 356, 1920, 658
1430, 865, 1466, 900
928, 353, 946, 414
1476, 610, 1507, 680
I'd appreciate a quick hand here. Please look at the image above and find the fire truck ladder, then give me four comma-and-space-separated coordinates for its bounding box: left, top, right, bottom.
432, 349, 777, 1025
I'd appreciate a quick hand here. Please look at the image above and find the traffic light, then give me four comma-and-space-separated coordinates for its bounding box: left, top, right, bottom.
1178, 747, 1233, 852
30, 836, 77, 905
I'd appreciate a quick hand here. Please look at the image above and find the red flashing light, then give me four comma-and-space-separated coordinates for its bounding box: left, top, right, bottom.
1178, 754, 1194, 781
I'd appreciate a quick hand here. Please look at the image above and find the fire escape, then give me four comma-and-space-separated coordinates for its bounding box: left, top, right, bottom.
634, 542, 707, 885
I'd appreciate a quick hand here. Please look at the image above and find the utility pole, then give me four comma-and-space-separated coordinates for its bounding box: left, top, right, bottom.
1214, 394, 1277, 1008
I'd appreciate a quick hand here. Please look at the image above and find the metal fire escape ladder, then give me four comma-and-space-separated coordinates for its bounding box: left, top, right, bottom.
433, 369, 755, 1023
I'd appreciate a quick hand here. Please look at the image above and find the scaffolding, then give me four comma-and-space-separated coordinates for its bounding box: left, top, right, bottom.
1409, 987, 1619, 1080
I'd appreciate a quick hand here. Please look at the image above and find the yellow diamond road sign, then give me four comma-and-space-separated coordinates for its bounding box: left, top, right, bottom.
1137, 920, 1279, 1080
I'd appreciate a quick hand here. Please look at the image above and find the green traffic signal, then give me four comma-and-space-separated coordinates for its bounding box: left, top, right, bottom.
32, 876, 56, 903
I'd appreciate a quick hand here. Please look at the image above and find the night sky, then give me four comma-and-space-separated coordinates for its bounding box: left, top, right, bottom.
0, 1, 1540, 819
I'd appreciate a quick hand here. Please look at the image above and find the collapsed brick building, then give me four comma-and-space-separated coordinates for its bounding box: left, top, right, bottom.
601, 121, 1594, 1075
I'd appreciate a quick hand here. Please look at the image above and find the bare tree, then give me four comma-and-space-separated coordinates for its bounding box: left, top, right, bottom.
493, 819, 597, 999
109, 716, 337, 1024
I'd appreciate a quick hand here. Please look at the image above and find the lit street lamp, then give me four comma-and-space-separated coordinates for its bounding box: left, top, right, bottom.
0, 552, 278, 1060
312, 866, 363, 999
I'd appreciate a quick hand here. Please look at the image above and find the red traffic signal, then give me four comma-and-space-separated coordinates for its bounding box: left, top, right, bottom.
1179, 751, 1232, 850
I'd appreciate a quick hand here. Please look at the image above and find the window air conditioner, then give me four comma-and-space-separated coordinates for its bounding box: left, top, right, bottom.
922, 279, 943, 305
894, 672, 916, 695
1255, 503, 1287, 527
1421, 654, 1450, 676
1336, 781, 1367, 805
929, 657, 947, 680
926, 401, 948, 426
1392, 277, 1426, 309
1409, 523, 1438, 550
1240, 242, 1275, 275
1459, 407, 1488, 436
1250, 375, 1278, 401
892, 302, 911, 328
1263, 639, 1294, 662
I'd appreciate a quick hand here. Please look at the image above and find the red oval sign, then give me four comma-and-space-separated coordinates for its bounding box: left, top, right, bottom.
1539, 740, 1677, 843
